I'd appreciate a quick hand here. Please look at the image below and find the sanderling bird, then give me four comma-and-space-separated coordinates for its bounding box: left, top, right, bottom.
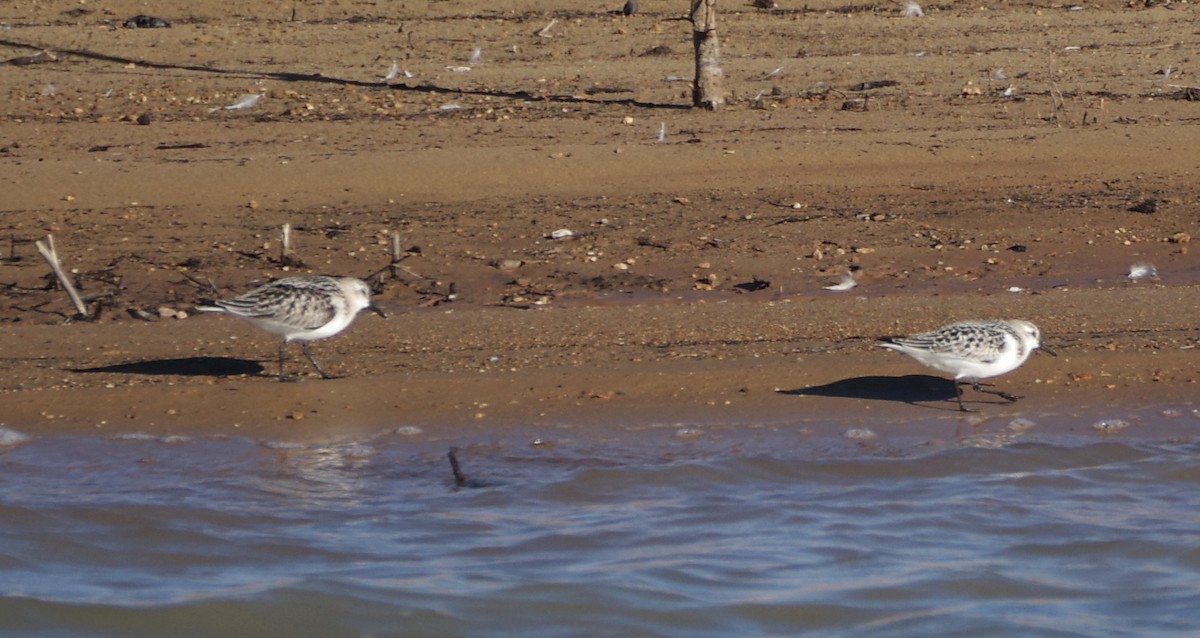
198, 275, 385, 381
878, 319, 1054, 411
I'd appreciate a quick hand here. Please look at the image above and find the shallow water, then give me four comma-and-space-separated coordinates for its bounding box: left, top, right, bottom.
2, 424, 1200, 637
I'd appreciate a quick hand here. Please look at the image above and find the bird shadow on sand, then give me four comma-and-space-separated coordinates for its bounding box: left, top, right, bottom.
70, 357, 264, 377
778, 374, 1010, 411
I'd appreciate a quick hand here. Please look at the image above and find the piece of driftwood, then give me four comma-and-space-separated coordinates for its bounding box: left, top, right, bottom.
34, 234, 88, 318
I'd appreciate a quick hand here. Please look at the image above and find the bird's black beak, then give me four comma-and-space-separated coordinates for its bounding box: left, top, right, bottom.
1039, 344, 1057, 357
369, 303, 387, 319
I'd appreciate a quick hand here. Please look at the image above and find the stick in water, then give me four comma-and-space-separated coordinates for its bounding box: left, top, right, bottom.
34, 234, 88, 318
447, 447, 469, 488
447, 447, 494, 489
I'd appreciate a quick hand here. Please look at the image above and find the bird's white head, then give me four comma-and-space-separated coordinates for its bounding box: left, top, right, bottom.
1007, 319, 1053, 355
1008, 319, 1040, 345
339, 277, 385, 318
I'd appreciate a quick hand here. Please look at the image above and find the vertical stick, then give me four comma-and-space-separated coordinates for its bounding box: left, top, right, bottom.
447, 447, 468, 487
690, 0, 725, 110
386, 230, 403, 280
281, 223, 291, 262
34, 234, 88, 318
1050, 83, 1064, 129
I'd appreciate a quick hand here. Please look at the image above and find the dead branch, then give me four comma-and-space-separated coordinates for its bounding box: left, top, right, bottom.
34, 234, 88, 318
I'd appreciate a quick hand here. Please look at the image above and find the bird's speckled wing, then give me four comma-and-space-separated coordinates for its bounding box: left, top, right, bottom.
215, 277, 339, 330
889, 320, 1010, 363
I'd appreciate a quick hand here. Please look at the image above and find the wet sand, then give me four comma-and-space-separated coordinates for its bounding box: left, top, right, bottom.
2, 0, 1198, 442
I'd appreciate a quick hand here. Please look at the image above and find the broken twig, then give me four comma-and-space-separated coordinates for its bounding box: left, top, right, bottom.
536, 18, 558, 38
34, 234, 88, 318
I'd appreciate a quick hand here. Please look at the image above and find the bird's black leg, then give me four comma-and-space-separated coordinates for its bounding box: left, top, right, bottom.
953, 381, 976, 412
277, 340, 296, 382
301, 342, 336, 379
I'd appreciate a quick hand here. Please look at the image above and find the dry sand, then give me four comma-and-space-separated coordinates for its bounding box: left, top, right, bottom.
2, 0, 1198, 445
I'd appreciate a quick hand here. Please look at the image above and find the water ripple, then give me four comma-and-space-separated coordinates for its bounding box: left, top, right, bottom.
2, 436, 1200, 636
